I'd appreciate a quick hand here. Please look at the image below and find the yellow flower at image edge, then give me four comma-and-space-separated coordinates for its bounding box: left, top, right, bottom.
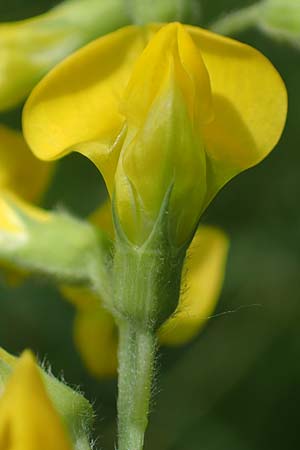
0, 351, 72, 450
23, 22, 287, 247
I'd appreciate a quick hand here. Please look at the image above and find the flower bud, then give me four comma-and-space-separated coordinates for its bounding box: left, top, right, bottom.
0, 348, 93, 449
0, 351, 73, 450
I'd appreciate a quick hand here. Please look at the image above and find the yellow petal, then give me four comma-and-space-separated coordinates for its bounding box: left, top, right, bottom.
0, 351, 72, 450
23, 26, 148, 194
0, 0, 135, 111
0, 125, 52, 202
186, 24, 287, 207
159, 226, 229, 345
62, 286, 118, 377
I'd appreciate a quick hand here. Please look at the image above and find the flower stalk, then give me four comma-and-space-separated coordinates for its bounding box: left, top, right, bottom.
112, 206, 187, 448
117, 322, 156, 450
112, 188, 188, 449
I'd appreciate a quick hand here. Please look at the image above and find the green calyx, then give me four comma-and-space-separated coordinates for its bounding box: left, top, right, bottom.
110, 186, 188, 330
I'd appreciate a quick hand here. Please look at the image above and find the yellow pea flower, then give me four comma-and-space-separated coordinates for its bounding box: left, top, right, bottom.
23, 22, 287, 246
0, 351, 72, 450
22, 21, 286, 373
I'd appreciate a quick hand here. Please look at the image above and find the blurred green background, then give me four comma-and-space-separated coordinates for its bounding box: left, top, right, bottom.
0, 1, 299, 449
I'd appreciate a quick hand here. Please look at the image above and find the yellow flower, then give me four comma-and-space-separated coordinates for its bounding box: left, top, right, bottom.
23, 22, 287, 246
0, 351, 72, 450
22, 21, 286, 373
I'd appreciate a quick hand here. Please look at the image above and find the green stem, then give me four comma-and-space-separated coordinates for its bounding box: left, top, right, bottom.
209, 4, 261, 36
111, 192, 187, 450
117, 322, 157, 450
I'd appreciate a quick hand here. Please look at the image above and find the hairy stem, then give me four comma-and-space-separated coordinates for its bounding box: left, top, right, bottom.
117, 322, 157, 450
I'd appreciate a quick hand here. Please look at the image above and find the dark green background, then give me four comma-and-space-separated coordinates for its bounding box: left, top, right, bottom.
0, 1, 299, 449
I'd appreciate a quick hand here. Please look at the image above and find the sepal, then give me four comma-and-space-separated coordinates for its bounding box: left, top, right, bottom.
111, 186, 187, 329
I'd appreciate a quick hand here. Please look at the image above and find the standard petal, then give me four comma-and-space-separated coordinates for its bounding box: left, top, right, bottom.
23, 22, 287, 207
23, 26, 148, 193
159, 226, 229, 346
187, 25, 287, 206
